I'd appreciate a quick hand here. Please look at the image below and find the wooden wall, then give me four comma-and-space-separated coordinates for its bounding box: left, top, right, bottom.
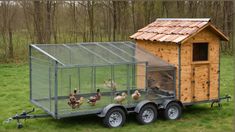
182, 27, 220, 102
136, 27, 220, 103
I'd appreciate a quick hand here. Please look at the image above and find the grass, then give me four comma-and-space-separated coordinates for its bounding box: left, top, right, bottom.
0, 55, 233, 132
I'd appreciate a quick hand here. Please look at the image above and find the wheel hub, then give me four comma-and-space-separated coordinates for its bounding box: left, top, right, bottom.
168, 106, 179, 119
142, 108, 154, 123
109, 112, 122, 127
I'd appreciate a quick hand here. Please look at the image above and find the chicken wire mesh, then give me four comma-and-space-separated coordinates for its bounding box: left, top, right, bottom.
29, 41, 176, 118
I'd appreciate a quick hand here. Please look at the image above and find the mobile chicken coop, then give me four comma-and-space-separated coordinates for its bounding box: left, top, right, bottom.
27, 41, 180, 128
130, 18, 229, 105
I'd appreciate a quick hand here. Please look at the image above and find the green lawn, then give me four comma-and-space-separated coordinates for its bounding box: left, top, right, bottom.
0, 55, 233, 132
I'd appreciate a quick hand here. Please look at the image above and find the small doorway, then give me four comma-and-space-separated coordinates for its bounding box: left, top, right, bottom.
192, 43, 210, 101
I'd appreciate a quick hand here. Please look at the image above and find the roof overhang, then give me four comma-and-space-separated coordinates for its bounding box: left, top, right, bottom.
180, 23, 229, 44
130, 18, 229, 44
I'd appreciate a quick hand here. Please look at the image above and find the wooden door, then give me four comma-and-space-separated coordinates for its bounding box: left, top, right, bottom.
192, 64, 210, 102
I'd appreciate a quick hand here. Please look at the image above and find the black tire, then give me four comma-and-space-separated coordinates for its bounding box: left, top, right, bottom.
164, 102, 182, 120
136, 104, 157, 125
103, 107, 126, 128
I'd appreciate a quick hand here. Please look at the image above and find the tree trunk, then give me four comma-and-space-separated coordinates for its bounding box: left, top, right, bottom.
45, 0, 52, 43
131, 1, 136, 32
112, 1, 117, 41
8, 27, 13, 58
33, 1, 44, 43
52, 2, 57, 43
87, 1, 94, 41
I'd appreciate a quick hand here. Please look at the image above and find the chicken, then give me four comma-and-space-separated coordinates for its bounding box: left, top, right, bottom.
132, 90, 141, 100
104, 79, 117, 91
68, 95, 84, 109
87, 89, 101, 106
114, 92, 127, 104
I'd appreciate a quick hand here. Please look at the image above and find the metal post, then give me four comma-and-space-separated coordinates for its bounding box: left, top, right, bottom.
69, 46, 72, 64
218, 42, 221, 100
78, 67, 81, 92
145, 62, 148, 90
49, 66, 52, 111
93, 66, 96, 91
178, 44, 181, 101
54, 61, 58, 118
69, 75, 71, 93
173, 68, 177, 99
132, 64, 136, 90
127, 64, 130, 105
29, 45, 32, 101
111, 65, 114, 102
91, 67, 93, 93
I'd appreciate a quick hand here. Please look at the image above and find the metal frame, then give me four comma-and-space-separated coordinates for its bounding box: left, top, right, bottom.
31, 99, 55, 118
29, 42, 176, 119
54, 61, 58, 119
183, 99, 219, 106
31, 45, 65, 66
218, 43, 221, 100
173, 67, 177, 99
29, 45, 32, 101
177, 44, 181, 100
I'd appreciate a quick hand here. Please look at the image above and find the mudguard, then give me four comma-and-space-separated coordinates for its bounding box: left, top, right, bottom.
134, 100, 157, 113
97, 104, 127, 117
160, 99, 183, 109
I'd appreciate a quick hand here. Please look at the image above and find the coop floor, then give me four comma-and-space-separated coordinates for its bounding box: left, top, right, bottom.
33, 89, 174, 118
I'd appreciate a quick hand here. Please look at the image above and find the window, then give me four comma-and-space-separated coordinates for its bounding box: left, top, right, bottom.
193, 43, 208, 61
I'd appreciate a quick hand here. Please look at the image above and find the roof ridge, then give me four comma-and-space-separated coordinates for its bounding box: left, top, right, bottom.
156, 18, 211, 22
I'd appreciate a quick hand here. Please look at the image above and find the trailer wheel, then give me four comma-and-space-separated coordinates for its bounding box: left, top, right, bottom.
136, 104, 157, 124
103, 107, 126, 128
164, 102, 182, 120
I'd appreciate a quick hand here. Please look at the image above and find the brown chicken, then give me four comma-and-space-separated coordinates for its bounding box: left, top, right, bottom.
68, 89, 84, 109
87, 89, 101, 106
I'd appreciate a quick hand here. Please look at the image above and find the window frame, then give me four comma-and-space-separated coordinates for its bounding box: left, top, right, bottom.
192, 42, 209, 62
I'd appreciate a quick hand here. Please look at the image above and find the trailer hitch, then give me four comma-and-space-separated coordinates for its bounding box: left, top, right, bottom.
211, 94, 231, 108
3, 108, 50, 129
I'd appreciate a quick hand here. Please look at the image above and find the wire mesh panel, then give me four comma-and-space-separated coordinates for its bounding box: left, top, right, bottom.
30, 46, 56, 114
30, 41, 176, 118
146, 67, 176, 100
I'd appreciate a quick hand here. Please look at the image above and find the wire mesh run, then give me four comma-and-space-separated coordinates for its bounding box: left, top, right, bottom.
29, 41, 176, 118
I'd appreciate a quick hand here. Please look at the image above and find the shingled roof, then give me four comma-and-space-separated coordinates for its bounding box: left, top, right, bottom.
130, 18, 228, 43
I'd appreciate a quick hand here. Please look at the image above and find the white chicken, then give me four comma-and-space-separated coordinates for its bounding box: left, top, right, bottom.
132, 90, 141, 100
114, 92, 127, 104
104, 79, 117, 91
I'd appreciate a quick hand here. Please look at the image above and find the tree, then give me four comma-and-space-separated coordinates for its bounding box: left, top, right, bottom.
0, 1, 17, 59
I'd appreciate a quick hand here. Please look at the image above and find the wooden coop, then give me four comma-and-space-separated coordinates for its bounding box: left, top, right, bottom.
130, 18, 229, 104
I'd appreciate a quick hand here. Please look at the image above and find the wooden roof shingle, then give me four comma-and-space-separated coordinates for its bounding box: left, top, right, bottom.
130, 18, 228, 43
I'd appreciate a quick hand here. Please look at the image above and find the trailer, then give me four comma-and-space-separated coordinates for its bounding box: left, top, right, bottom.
5, 41, 230, 128
3, 18, 231, 128
22, 41, 182, 127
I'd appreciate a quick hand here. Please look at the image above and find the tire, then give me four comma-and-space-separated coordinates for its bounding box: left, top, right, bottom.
136, 104, 157, 125
103, 107, 126, 128
164, 102, 182, 120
